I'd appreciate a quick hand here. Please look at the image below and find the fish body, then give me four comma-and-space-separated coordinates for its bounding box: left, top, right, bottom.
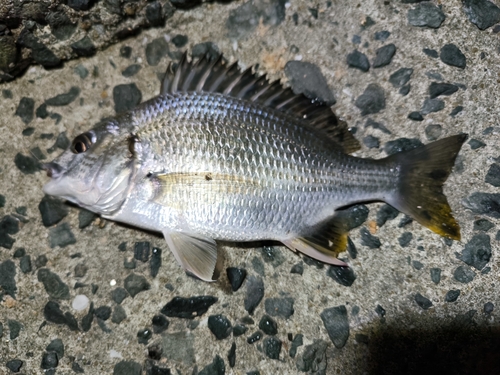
43, 53, 466, 281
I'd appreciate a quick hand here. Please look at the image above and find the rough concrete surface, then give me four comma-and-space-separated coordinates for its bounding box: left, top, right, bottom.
1, 0, 500, 374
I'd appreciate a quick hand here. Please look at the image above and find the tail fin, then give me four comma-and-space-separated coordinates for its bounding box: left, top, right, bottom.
384, 134, 467, 241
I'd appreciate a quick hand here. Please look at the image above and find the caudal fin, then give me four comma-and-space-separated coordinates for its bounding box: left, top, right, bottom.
384, 134, 467, 241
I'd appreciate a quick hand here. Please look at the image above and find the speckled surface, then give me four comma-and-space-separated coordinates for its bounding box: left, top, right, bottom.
1, 1, 500, 374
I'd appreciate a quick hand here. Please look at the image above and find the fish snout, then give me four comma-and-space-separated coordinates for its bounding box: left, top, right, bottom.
42, 162, 63, 179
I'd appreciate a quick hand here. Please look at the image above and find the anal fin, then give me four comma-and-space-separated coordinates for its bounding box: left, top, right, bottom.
163, 231, 223, 282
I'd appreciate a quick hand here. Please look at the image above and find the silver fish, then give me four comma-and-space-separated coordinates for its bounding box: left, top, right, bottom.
43, 53, 466, 281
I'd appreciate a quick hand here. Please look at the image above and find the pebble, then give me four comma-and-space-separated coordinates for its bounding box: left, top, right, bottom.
296, 340, 328, 372
259, 315, 278, 335
81, 302, 94, 331
45, 86, 80, 106
342, 204, 369, 230
2, 89, 13, 99
374, 30, 391, 41
14, 153, 40, 174
8, 320, 22, 340
365, 118, 391, 134
137, 328, 152, 344
46, 338, 64, 360
172, 34, 188, 48
113, 360, 142, 375
38, 195, 69, 227
226, 267, 247, 292
473, 219, 494, 231
290, 262, 304, 275
94, 306, 112, 321
462, 192, 500, 218
199, 355, 225, 375
484, 302, 494, 314
251, 257, 265, 276
445, 289, 460, 302
74, 263, 87, 277
440, 44, 466, 68
485, 164, 500, 187
247, 330, 263, 344
385, 137, 423, 155
113, 83, 142, 113
264, 297, 294, 318
407, 2, 445, 28
152, 314, 169, 334
145, 38, 169, 66
320, 305, 349, 348
244, 276, 264, 315
263, 337, 282, 360
120, 46, 132, 59
147, 343, 162, 360
399, 84, 411, 96
414, 293, 433, 310
326, 266, 356, 287
228, 342, 236, 368
41, 351, 58, 370
47, 132, 70, 153
0, 260, 16, 299
355, 83, 385, 115
429, 82, 459, 98
360, 227, 381, 248
145, 2, 165, 27
460, 234, 491, 270
162, 331, 195, 365
208, 314, 232, 340
124, 273, 150, 298
74, 64, 89, 79
421, 98, 445, 114
453, 265, 476, 283
160, 295, 217, 318
398, 232, 413, 247
192, 42, 220, 60
389, 67, 413, 87
289, 333, 303, 358
121, 64, 141, 77
462, 0, 500, 30
134, 241, 150, 262
38, 268, 70, 299
15, 97, 35, 124
408, 111, 424, 121
0, 194, 4, 208
284, 61, 336, 105
0, 216, 19, 249
377, 204, 399, 226
423, 48, 439, 58
260, 246, 285, 268
363, 135, 380, 148
44, 301, 70, 326
412, 261, 424, 270
232, 324, 248, 337
19, 255, 32, 273
111, 305, 127, 324
78, 209, 96, 229
425, 124, 442, 141
468, 138, 486, 149
150, 247, 162, 278
347, 237, 357, 259
346, 50, 370, 72
72, 294, 90, 311
71, 36, 96, 57
49, 222, 76, 248
6, 359, 23, 372
372, 43, 396, 68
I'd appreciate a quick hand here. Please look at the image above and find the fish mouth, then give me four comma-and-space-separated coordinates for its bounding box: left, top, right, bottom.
41, 162, 64, 179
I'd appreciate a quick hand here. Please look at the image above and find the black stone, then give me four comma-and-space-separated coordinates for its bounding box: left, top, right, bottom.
407, 2, 445, 28
296, 340, 328, 373
19, 255, 32, 273
327, 265, 356, 286
0, 260, 16, 297
284, 60, 336, 105
36, 103, 49, 119
118, 242, 127, 252
122, 64, 141, 77
463, 0, 500, 30
365, 118, 391, 134
259, 314, 278, 335
14, 153, 40, 174
263, 336, 282, 360
113, 360, 142, 375
49, 222, 76, 248
468, 139, 486, 149
485, 164, 500, 187
113, 83, 142, 114
445, 289, 460, 302
399, 84, 411, 96
340, 204, 370, 230
289, 333, 303, 358
0, 215, 19, 249
41, 351, 58, 369
46, 338, 64, 360
384, 137, 423, 155
160, 295, 217, 318
148, 343, 163, 360
228, 342, 236, 368
72, 362, 85, 373
346, 50, 370, 72
429, 82, 459, 99
347, 237, 357, 259
398, 232, 413, 247
198, 355, 225, 375
38, 195, 69, 227
414, 293, 433, 309
29, 37, 61, 68
8, 320, 22, 340
111, 305, 127, 324
6, 359, 23, 372
376, 204, 399, 226
355, 83, 385, 115
363, 135, 380, 149
473, 219, 494, 231
389, 67, 413, 88
251, 256, 265, 276
360, 227, 381, 248
373, 43, 396, 68
460, 234, 491, 270
264, 297, 294, 318
421, 97, 445, 114
191, 42, 220, 61
453, 265, 476, 283
303, 256, 325, 269
408, 111, 424, 121
172, 34, 188, 48
15, 97, 35, 124
0, 194, 4, 208
208, 314, 232, 340
374, 30, 391, 41
120, 46, 132, 59
290, 262, 304, 275
134, 241, 150, 262
260, 246, 285, 268
67, 0, 93, 11
150, 247, 162, 278
45, 86, 80, 106
146, 2, 165, 27
152, 314, 169, 334
375, 305, 386, 317
320, 305, 349, 348
74, 263, 87, 277
78, 209, 96, 229
484, 302, 494, 314
80, 302, 94, 331
226, 267, 247, 291
2, 89, 13, 99
412, 260, 424, 270
146, 38, 169, 66
440, 44, 466, 69
74, 64, 89, 79
124, 257, 136, 269
94, 306, 112, 321
244, 276, 264, 315
425, 124, 443, 141
423, 48, 439, 58
38, 268, 70, 299
124, 273, 150, 298
137, 328, 153, 345
71, 36, 96, 57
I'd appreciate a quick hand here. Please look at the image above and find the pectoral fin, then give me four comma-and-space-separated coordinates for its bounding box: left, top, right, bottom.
163, 231, 222, 281
282, 212, 350, 266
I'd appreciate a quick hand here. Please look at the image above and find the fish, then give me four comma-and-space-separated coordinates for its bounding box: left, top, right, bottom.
42, 52, 467, 281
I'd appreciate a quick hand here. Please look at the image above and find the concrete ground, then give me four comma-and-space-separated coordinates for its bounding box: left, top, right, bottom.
1, 0, 500, 374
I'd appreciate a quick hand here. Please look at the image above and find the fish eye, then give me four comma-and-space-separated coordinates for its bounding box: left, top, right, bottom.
71, 132, 94, 154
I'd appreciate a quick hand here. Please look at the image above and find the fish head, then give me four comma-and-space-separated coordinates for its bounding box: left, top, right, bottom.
42, 119, 135, 215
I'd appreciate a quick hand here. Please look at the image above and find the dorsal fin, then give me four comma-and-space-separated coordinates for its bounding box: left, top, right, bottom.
160, 52, 360, 153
